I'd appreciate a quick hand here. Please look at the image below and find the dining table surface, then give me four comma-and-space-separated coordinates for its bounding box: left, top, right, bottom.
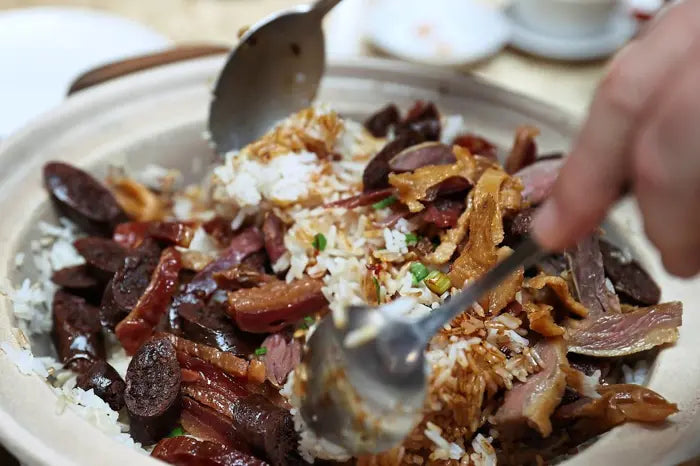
0, 0, 610, 119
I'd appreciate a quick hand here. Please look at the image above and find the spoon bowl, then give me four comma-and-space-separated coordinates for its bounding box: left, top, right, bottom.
208, 0, 341, 154
299, 301, 428, 454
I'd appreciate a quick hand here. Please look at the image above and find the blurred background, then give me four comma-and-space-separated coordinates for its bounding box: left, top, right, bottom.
0, 0, 667, 140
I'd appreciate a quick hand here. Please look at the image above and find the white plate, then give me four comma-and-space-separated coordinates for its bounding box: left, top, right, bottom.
365, 0, 510, 66
0, 7, 169, 138
507, 9, 637, 61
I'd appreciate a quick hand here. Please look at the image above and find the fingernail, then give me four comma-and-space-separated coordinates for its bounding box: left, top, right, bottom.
531, 201, 560, 250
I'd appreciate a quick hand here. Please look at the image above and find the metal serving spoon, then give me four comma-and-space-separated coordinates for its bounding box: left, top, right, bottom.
208, 0, 342, 155
299, 237, 545, 455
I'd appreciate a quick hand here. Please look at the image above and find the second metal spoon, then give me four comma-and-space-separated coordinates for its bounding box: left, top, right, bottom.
299, 237, 545, 455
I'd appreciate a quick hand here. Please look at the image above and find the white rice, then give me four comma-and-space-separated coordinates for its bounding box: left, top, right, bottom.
214, 151, 321, 208
0, 341, 60, 378
134, 163, 183, 192
1, 216, 139, 451
470, 433, 497, 466
439, 114, 466, 145
622, 359, 649, 385
53, 381, 142, 450
281, 374, 351, 463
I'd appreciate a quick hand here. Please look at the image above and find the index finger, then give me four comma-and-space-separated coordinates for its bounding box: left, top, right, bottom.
532, 1, 700, 250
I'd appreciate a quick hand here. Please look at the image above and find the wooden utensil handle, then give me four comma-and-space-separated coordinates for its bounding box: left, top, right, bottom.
67, 44, 230, 95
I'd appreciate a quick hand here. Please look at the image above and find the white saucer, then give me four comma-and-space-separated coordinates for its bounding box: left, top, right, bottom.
0, 7, 169, 138
507, 9, 637, 61
365, 0, 510, 66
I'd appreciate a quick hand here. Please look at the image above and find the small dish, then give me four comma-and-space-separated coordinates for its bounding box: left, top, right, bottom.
511, 0, 621, 37
365, 0, 510, 66
507, 8, 637, 61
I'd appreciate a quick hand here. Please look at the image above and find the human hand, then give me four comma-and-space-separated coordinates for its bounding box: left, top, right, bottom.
532, 0, 700, 277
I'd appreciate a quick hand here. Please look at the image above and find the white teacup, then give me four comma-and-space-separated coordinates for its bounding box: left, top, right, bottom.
512, 0, 622, 37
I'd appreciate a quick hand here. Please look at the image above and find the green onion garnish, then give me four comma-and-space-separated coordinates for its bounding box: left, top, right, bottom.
372, 276, 381, 304
167, 426, 185, 438
304, 316, 315, 325
255, 347, 267, 356
372, 195, 397, 210
410, 262, 430, 285
405, 233, 420, 245
312, 233, 327, 251
425, 270, 452, 295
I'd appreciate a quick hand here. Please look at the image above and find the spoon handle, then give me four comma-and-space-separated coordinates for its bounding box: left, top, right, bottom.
311, 0, 343, 17
419, 237, 546, 338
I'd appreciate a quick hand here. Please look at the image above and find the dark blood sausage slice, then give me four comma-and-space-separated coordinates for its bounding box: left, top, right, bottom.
326, 187, 395, 209
426, 177, 472, 201
115, 247, 182, 355
388, 142, 456, 173
230, 394, 303, 466
73, 237, 127, 282
452, 133, 498, 160
111, 238, 162, 313
396, 100, 441, 141
262, 212, 287, 266
76, 360, 126, 411
51, 265, 100, 290
151, 436, 269, 466
125, 337, 181, 445
362, 130, 425, 191
363, 103, 400, 138
52, 290, 104, 373
114, 221, 195, 249
179, 300, 263, 356
599, 240, 661, 306
186, 226, 264, 300
241, 251, 268, 275
99, 279, 128, 330
43, 162, 127, 235
228, 278, 328, 333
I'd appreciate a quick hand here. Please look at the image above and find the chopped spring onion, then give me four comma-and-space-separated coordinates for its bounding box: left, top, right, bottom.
372, 195, 397, 210
301, 315, 315, 329
410, 262, 430, 285
372, 276, 381, 304
167, 426, 185, 438
312, 233, 327, 251
405, 233, 420, 245
425, 270, 452, 295
254, 347, 267, 356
